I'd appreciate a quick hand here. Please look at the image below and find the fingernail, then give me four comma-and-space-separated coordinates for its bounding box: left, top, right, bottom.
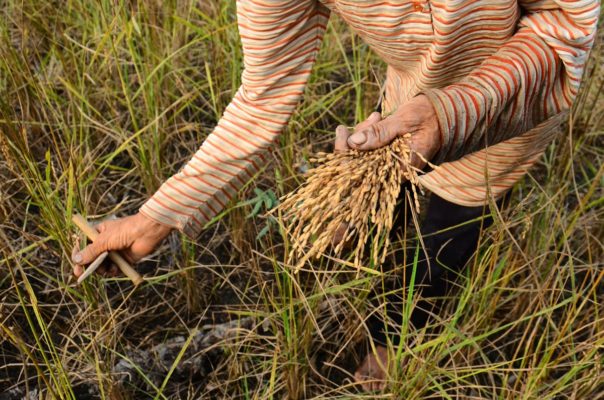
349, 132, 367, 145
73, 253, 82, 263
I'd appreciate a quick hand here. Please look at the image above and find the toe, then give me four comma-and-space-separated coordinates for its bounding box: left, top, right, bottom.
354, 347, 390, 392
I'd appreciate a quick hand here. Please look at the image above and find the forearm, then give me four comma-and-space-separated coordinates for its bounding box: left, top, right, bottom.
422, 27, 558, 162
139, 85, 300, 238
140, 0, 329, 239
423, 3, 599, 163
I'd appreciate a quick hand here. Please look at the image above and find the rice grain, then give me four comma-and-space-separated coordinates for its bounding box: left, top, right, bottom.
277, 135, 438, 271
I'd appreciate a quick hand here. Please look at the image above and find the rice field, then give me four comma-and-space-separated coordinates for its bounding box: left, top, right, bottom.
0, 1, 602, 399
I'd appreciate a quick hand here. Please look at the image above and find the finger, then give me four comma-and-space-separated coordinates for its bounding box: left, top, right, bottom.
71, 239, 83, 277
121, 248, 139, 264
97, 263, 109, 276
354, 111, 382, 133
94, 221, 108, 233
335, 112, 382, 153
77, 252, 109, 283
334, 125, 352, 153
94, 215, 118, 234
347, 118, 400, 151
73, 229, 122, 265
71, 220, 113, 265
107, 263, 120, 277
74, 240, 104, 265
71, 237, 80, 259
73, 264, 84, 277
331, 222, 349, 247
97, 260, 118, 277
103, 263, 121, 278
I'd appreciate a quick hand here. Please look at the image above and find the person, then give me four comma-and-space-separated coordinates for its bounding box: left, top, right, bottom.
71, 0, 599, 391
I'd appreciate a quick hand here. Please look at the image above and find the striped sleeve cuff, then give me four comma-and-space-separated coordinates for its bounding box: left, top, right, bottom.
420, 86, 490, 164
139, 196, 206, 240
418, 88, 455, 164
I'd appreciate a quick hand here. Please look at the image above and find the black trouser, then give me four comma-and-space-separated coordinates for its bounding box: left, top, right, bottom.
366, 182, 505, 345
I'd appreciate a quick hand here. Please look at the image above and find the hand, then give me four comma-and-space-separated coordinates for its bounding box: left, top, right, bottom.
71, 212, 173, 277
331, 111, 384, 247
330, 96, 441, 247
340, 95, 441, 167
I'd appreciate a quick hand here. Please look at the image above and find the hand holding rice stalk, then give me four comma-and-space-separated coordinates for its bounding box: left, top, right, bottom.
277, 97, 441, 271
278, 132, 438, 271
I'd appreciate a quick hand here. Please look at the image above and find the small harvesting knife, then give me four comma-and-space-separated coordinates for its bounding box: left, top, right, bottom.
76, 251, 109, 284
71, 214, 144, 285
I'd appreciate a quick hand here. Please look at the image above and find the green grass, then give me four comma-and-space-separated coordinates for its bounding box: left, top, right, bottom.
1, 1, 602, 399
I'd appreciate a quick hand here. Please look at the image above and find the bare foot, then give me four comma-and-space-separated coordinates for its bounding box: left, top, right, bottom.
354, 345, 389, 391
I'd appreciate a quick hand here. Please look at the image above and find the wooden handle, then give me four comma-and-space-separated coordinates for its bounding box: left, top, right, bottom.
72, 214, 144, 286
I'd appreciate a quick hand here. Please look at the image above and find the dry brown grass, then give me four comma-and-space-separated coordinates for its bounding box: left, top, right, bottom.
0, 2, 602, 398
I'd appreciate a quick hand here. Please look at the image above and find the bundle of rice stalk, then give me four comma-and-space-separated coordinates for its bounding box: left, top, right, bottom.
277, 134, 437, 271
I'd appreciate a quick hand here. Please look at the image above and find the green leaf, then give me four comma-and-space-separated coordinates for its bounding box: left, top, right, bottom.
248, 198, 263, 218
267, 190, 278, 207
256, 224, 270, 240
45, 149, 51, 183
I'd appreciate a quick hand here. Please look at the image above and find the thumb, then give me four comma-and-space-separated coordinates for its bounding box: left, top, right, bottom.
334, 125, 352, 153
347, 118, 399, 151
72, 240, 105, 265
72, 226, 123, 265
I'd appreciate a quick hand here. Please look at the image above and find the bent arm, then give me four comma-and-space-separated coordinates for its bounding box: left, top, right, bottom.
422, 0, 599, 163
140, 0, 329, 238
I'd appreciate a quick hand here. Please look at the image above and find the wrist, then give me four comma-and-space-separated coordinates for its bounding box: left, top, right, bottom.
409, 95, 441, 161
413, 92, 444, 162
136, 211, 173, 238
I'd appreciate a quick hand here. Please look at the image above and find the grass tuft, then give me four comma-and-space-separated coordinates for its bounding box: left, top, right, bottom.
1, 2, 602, 399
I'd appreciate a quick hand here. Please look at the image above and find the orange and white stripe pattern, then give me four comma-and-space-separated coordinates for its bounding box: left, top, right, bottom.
140, 0, 599, 239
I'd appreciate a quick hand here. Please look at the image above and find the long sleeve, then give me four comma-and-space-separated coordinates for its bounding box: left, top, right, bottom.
140, 0, 329, 238
422, 0, 600, 163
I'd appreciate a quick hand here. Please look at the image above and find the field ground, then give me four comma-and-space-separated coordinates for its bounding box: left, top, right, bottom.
1, 1, 603, 399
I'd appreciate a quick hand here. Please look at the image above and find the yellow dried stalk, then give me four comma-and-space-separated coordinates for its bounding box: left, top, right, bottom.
278, 135, 437, 272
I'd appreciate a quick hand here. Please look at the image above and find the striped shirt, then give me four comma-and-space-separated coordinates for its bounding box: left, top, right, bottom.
140, 0, 600, 239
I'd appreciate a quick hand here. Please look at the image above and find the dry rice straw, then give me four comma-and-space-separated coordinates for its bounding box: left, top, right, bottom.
277, 134, 438, 272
